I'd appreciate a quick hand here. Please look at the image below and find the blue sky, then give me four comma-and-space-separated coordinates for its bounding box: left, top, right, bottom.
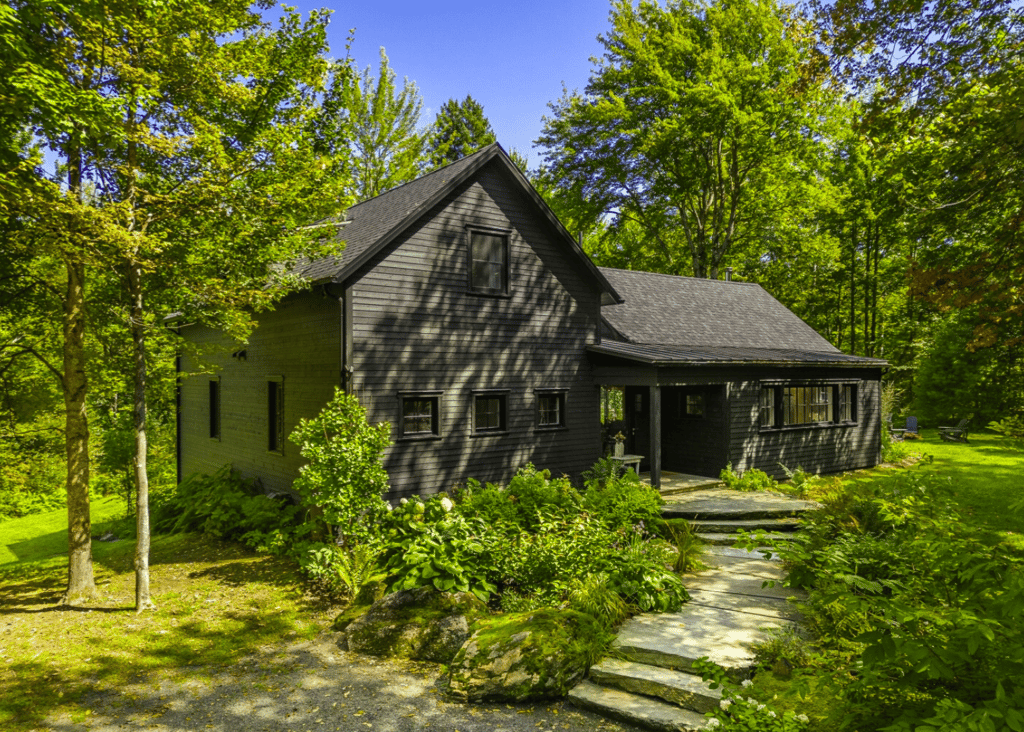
285, 0, 613, 169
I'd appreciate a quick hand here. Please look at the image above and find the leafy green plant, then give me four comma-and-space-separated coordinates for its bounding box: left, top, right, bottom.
695, 658, 810, 731
567, 573, 631, 630
581, 467, 663, 530
987, 414, 1024, 440
290, 387, 391, 545
661, 518, 705, 573
378, 495, 497, 601
454, 465, 581, 531
720, 464, 778, 492
605, 532, 688, 612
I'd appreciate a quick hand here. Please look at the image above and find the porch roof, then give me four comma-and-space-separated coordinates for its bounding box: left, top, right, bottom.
588, 341, 888, 367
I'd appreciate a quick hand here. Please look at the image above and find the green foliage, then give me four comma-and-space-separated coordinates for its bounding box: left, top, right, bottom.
317, 46, 426, 201
581, 466, 664, 530
425, 94, 495, 168
537, 0, 838, 279
290, 388, 391, 545
771, 469, 1024, 729
378, 495, 497, 602
154, 466, 301, 542
720, 464, 778, 492
695, 658, 810, 731
566, 573, 632, 630
661, 518, 706, 573
987, 414, 1024, 440
455, 465, 581, 531
0, 429, 64, 520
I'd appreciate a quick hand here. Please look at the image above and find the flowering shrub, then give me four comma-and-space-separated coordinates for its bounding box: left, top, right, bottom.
694, 659, 810, 731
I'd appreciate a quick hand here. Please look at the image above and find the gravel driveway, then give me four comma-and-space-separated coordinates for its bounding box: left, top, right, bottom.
42, 634, 643, 732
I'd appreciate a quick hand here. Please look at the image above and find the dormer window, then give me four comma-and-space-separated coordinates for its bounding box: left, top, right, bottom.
469, 229, 509, 295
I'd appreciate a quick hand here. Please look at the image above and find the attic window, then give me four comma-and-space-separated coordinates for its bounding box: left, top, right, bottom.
469, 229, 509, 295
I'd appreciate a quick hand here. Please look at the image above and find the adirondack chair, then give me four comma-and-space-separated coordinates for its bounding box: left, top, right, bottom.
905, 416, 919, 438
939, 418, 971, 443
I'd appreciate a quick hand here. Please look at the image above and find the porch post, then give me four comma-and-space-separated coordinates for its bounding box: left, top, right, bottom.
650, 385, 661, 489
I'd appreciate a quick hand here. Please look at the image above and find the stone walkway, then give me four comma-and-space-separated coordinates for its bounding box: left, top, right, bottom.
569, 488, 819, 731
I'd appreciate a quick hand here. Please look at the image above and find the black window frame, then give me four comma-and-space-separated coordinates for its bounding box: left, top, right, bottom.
535, 390, 567, 430
684, 393, 704, 418
209, 377, 221, 440
759, 381, 860, 431
472, 390, 509, 435
398, 391, 442, 440
467, 227, 511, 296
268, 376, 284, 454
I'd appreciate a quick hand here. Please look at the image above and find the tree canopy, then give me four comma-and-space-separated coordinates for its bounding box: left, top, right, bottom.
425, 94, 496, 169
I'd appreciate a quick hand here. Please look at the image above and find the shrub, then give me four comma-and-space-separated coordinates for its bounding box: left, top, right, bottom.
581, 468, 663, 530
455, 465, 581, 531
695, 658, 810, 731
720, 464, 777, 492
988, 414, 1024, 440
290, 387, 391, 545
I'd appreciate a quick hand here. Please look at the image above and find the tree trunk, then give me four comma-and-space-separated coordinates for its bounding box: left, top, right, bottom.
61, 257, 97, 605
129, 259, 155, 612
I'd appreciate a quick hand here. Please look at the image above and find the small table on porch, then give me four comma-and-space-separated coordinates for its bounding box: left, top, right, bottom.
611, 454, 643, 477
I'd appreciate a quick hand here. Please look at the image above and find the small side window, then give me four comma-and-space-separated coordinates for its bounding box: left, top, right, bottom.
760, 386, 777, 429
474, 392, 507, 434
537, 391, 566, 429
209, 378, 221, 440
469, 230, 509, 295
400, 393, 441, 439
268, 377, 284, 454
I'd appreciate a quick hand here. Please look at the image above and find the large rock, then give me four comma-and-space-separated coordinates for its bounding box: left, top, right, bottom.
342, 585, 486, 664
448, 609, 609, 703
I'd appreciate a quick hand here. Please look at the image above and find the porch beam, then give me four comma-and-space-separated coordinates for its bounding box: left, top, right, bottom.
650, 385, 661, 489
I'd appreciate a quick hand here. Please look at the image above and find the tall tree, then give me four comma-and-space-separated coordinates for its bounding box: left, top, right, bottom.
425, 95, 496, 168
317, 46, 426, 201
3, 0, 345, 609
538, 0, 838, 280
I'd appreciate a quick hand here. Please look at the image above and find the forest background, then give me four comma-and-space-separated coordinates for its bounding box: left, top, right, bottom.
0, 0, 1021, 558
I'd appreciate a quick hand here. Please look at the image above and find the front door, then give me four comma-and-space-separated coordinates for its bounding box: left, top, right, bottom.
626, 386, 650, 469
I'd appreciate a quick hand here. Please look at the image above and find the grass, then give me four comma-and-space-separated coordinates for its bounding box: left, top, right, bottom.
0, 496, 124, 566
849, 428, 1024, 549
0, 506, 332, 732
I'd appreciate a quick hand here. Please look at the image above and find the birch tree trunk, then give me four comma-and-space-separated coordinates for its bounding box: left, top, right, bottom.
129, 259, 155, 612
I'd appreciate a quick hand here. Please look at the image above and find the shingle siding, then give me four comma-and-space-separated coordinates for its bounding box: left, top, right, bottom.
178, 292, 340, 494
348, 161, 602, 497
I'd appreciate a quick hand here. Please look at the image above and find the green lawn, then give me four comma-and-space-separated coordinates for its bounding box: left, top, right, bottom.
0, 495, 125, 566
848, 428, 1024, 548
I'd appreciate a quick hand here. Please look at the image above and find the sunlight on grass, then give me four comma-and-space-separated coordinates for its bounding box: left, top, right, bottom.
0, 496, 124, 565
0, 533, 327, 731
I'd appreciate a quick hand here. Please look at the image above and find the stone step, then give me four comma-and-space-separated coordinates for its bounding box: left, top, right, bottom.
695, 532, 791, 546
612, 604, 795, 677
685, 572, 804, 602
569, 680, 709, 732
686, 589, 803, 622
661, 489, 820, 522
589, 658, 722, 714
689, 517, 802, 534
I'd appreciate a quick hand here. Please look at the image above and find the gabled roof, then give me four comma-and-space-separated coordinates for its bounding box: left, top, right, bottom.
596, 268, 886, 367
297, 144, 621, 304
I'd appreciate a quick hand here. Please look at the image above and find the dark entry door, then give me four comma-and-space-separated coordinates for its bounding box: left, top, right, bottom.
626, 386, 650, 468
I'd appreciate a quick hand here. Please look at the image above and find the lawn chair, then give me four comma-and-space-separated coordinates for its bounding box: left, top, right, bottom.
939, 417, 971, 443
905, 416, 919, 439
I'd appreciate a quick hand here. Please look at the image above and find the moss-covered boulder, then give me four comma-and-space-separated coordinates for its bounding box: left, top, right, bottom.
447, 609, 610, 702
342, 585, 487, 663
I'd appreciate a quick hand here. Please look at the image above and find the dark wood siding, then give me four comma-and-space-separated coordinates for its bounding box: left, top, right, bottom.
348, 160, 602, 497
592, 359, 883, 479
178, 291, 340, 494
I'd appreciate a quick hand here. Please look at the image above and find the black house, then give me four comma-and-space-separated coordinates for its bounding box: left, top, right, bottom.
177, 143, 886, 497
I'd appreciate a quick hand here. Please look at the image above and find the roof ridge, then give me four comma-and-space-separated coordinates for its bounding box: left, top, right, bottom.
347, 142, 501, 212
596, 266, 760, 287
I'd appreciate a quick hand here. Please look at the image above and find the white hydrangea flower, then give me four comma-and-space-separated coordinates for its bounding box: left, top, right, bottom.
768, 710, 777, 718
757, 704, 767, 712
719, 699, 732, 711
440, 496, 454, 512
706, 719, 721, 729
399, 497, 409, 505
741, 679, 754, 687
796, 713, 810, 724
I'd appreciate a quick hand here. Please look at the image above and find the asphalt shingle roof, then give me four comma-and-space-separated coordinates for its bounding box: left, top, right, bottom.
296, 146, 497, 284
588, 341, 887, 367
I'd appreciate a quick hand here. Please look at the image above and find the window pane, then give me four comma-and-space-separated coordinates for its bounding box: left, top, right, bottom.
471, 232, 507, 292
403, 398, 435, 435
539, 394, 562, 426
475, 396, 503, 431
686, 394, 704, 417
268, 380, 283, 452
209, 380, 220, 439
760, 387, 775, 428
781, 386, 832, 426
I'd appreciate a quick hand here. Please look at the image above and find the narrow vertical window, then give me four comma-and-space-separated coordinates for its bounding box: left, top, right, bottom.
760, 386, 776, 428
469, 230, 509, 294
838, 384, 857, 423
268, 377, 284, 453
208, 378, 221, 440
